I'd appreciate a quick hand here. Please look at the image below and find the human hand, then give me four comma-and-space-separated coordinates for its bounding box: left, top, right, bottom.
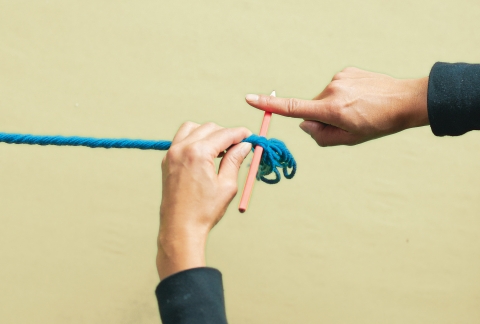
157, 122, 252, 279
245, 67, 429, 146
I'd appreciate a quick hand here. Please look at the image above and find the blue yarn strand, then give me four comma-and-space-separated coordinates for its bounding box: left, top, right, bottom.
0, 132, 172, 150
0, 132, 296, 184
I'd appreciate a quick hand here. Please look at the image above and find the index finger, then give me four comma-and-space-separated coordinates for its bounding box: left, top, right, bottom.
200, 127, 252, 157
171, 121, 200, 145
245, 94, 332, 121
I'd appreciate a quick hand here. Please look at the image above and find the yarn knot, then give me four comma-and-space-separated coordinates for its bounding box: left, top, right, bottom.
242, 134, 297, 184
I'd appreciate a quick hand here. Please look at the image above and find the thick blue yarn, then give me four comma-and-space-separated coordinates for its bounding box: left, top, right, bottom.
0, 132, 296, 184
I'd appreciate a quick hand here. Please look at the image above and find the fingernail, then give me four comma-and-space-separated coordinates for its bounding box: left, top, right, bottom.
299, 122, 311, 135
239, 142, 252, 156
245, 94, 259, 102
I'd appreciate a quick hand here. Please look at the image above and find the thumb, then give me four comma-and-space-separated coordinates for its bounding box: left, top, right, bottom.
218, 142, 252, 182
299, 120, 360, 146
245, 94, 330, 120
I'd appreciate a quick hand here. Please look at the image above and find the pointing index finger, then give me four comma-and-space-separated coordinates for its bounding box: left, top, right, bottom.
245, 94, 331, 122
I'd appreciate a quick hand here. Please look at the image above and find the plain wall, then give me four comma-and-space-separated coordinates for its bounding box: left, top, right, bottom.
0, 1, 479, 323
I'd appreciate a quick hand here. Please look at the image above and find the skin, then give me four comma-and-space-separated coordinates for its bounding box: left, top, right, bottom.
157, 122, 252, 279
157, 67, 429, 279
246, 67, 429, 146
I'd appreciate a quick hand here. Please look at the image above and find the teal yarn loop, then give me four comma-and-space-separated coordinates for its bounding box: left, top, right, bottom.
0, 132, 296, 184
241, 135, 296, 184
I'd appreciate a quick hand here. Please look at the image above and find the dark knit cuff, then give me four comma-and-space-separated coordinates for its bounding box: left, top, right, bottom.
155, 267, 227, 324
427, 62, 480, 136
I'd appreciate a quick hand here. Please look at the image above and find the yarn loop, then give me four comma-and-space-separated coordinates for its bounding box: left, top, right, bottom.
0, 132, 296, 184
242, 135, 296, 184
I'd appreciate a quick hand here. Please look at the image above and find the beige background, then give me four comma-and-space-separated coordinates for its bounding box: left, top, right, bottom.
1, 0, 479, 323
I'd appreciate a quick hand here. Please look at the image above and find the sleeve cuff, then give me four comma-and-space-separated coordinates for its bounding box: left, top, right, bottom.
428, 62, 480, 136
155, 267, 227, 324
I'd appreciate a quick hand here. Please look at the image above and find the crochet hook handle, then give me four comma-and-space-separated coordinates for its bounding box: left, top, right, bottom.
238, 90, 275, 213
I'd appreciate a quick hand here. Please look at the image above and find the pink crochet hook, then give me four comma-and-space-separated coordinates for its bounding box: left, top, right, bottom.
238, 90, 275, 213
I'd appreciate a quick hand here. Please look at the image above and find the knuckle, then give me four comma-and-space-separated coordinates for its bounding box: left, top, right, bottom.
328, 101, 344, 120
204, 122, 218, 129
286, 98, 299, 115
344, 134, 362, 146
325, 81, 340, 94
342, 66, 357, 73
165, 146, 182, 162
223, 181, 238, 196
313, 135, 329, 147
225, 151, 242, 167
203, 122, 222, 132
261, 95, 273, 108
181, 121, 197, 128
183, 144, 203, 161
237, 126, 251, 137
327, 82, 336, 91
161, 155, 168, 169
331, 72, 344, 81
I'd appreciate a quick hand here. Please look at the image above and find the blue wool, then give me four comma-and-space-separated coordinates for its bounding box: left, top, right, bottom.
241, 135, 296, 184
0, 132, 296, 184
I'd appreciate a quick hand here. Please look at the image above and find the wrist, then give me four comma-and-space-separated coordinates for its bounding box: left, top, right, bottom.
156, 229, 207, 280
400, 77, 429, 129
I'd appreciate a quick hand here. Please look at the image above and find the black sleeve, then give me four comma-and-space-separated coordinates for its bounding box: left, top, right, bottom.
428, 62, 480, 136
155, 267, 228, 324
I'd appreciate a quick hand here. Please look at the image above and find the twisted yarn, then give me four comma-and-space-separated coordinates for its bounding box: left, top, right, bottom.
0, 132, 172, 150
0, 132, 296, 184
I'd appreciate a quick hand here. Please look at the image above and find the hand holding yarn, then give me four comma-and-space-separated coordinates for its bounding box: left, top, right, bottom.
0, 121, 298, 279
157, 122, 253, 279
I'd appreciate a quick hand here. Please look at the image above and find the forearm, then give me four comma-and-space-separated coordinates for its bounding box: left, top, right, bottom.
155, 223, 228, 324
157, 229, 207, 280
